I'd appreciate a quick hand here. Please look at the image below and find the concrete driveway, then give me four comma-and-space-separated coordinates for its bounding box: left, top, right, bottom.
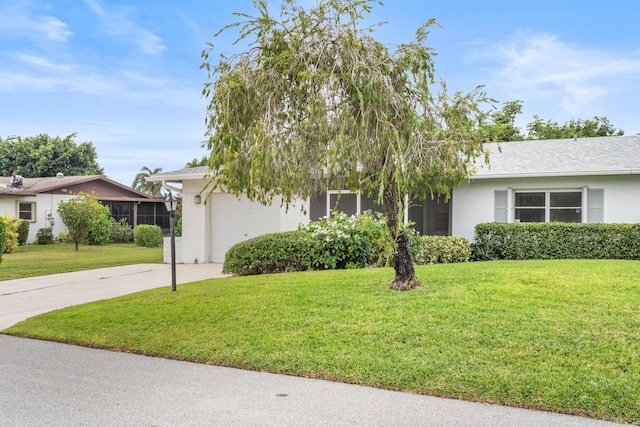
0, 263, 226, 330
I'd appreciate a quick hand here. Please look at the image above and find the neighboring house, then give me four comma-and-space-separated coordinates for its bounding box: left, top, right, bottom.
149, 135, 640, 264
0, 174, 169, 243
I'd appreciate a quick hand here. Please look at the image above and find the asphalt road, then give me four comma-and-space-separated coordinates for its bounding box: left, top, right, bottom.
0, 335, 628, 427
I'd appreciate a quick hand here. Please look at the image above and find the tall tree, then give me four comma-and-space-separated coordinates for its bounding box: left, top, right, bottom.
202, 0, 491, 290
482, 100, 525, 142
526, 115, 624, 140
132, 166, 164, 196
0, 133, 104, 177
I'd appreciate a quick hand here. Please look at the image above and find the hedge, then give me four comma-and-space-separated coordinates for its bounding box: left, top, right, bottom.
134, 224, 163, 248
415, 236, 471, 264
473, 222, 640, 260
0, 219, 5, 263
223, 230, 314, 276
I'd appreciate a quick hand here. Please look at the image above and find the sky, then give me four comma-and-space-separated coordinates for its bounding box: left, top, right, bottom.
1, 0, 639, 186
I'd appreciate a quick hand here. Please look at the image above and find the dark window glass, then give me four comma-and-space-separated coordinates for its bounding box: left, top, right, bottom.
550, 192, 581, 208
515, 192, 545, 207
18, 203, 33, 221
550, 209, 581, 223
329, 193, 357, 216
515, 208, 545, 222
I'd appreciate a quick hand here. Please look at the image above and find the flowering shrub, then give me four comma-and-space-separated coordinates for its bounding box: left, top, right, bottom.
301, 211, 399, 269
58, 192, 111, 250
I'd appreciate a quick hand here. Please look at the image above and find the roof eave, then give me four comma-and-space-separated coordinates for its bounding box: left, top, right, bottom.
471, 169, 640, 180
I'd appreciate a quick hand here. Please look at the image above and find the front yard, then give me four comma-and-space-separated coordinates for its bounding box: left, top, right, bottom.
3, 259, 639, 424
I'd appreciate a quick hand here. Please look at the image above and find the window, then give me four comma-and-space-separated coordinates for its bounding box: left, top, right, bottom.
514, 191, 582, 223
18, 202, 35, 221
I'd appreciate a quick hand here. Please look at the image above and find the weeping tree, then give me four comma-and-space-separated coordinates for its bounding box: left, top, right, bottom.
202, 0, 492, 290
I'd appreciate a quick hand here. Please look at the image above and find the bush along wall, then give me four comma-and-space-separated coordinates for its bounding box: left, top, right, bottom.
415, 236, 471, 264
473, 222, 640, 260
223, 211, 471, 276
223, 230, 314, 276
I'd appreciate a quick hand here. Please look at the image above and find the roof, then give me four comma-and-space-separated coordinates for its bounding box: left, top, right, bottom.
0, 175, 161, 201
146, 166, 210, 183
147, 136, 640, 184
474, 135, 640, 179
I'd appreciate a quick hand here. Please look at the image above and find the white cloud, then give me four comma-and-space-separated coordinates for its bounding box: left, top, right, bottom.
472, 33, 640, 109
34, 16, 73, 41
0, 3, 72, 43
83, 0, 166, 56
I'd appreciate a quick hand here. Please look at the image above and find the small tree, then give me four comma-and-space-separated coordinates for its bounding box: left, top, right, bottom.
57, 192, 110, 250
202, 0, 492, 290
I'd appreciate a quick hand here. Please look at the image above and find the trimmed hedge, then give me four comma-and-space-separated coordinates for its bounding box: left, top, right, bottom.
134, 224, 163, 248
16, 219, 29, 246
415, 236, 471, 264
0, 219, 5, 263
223, 230, 314, 276
473, 222, 640, 260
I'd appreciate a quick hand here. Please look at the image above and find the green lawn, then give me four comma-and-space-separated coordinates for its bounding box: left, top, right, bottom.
0, 243, 163, 280
3, 259, 639, 424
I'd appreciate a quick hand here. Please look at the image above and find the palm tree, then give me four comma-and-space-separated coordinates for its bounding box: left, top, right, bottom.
132, 166, 163, 196
185, 155, 209, 168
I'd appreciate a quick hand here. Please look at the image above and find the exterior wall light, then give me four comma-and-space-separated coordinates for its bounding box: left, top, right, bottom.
194, 194, 202, 204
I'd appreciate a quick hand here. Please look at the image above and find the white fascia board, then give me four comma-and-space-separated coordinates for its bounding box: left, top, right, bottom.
470, 169, 640, 180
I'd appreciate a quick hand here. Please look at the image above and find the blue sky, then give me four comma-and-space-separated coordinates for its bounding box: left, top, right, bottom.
1, 0, 639, 186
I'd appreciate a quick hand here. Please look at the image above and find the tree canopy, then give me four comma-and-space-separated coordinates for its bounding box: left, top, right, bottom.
202, 0, 492, 290
484, 100, 625, 142
0, 133, 104, 177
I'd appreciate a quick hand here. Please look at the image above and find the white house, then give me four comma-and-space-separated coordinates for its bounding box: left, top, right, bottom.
0, 175, 168, 243
149, 135, 640, 264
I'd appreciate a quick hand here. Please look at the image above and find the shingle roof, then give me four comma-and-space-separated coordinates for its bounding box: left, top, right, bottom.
0, 175, 157, 199
474, 135, 640, 179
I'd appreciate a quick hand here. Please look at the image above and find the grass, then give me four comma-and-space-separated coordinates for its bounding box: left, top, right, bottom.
0, 243, 163, 280
3, 259, 640, 424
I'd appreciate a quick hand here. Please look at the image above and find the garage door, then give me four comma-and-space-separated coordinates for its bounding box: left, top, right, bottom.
210, 193, 282, 263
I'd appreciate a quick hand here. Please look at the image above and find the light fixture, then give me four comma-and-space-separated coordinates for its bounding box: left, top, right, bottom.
194, 194, 202, 205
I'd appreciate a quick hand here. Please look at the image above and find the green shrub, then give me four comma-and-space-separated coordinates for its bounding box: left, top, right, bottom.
2, 214, 19, 253
223, 230, 314, 276
110, 218, 133, 243
16, 219, 29, 246
87, 211, 112, 245
415, 236, 471, 264
37, 228, 53, 245
175, 216, 182, 237
473, 222, 640, 260
134, 224, 163, 248
0, 219, 5, 263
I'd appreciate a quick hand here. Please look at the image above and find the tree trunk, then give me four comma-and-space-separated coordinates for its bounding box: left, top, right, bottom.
383, 187, 422, 291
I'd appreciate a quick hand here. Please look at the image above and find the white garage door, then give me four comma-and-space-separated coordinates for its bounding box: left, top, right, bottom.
210, 194, 282, 263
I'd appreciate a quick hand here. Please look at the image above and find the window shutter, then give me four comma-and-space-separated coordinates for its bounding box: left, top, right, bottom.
588, 189, 604, 223
494, 190, 508, 222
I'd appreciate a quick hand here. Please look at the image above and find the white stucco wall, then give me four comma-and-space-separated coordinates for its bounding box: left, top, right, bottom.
0, 193, 72, 243
173, 179, 309, 264
452, 175, 640, 242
